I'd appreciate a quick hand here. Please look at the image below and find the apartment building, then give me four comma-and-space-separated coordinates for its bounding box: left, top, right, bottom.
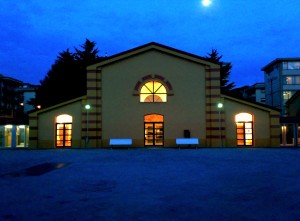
262, 58, 300, 115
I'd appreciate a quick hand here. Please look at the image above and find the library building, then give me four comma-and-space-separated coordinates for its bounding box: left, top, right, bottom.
29, 43, 280, 148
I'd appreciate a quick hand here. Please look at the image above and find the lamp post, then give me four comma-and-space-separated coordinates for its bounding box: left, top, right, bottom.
85, 104, 91, 146
217, 102, 223, 147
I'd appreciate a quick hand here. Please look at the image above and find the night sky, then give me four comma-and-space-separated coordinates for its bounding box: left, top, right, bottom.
1, 0, 299, 87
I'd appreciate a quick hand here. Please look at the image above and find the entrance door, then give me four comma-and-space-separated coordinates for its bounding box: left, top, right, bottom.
144, 114, 164, 146
55, 114, 73, 147
56, 123, 72, 147
235, 113, 253, 146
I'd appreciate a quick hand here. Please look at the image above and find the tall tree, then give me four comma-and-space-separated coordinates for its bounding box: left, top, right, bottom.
36, 39, 104, 108
206, 49, 235, 92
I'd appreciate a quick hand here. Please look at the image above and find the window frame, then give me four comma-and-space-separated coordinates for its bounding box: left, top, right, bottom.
140, 80, 168, 103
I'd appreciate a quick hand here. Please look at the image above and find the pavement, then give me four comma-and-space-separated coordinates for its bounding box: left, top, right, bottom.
1, 148, 300, 221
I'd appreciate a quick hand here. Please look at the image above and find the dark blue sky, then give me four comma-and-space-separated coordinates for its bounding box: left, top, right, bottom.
1, 1, 299, 87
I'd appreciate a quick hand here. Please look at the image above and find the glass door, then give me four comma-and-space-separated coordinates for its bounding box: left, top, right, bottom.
144, 122, 164, 146
236, 122, 253, 146
56, 123, 72, 147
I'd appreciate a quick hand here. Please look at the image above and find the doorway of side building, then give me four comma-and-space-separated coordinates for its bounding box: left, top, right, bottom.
235, 113, 254, 146
144, 114, 164, 146
56, 114, 72, 147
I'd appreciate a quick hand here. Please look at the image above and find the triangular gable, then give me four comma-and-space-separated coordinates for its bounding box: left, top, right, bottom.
221, 94, 280, 113
87, 42, 219, 70
29, 96, 86, 116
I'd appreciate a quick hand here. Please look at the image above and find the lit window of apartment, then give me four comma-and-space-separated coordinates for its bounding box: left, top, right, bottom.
283, 91, 292, 102
283, 62, 300, 70
284, 76, 300, 85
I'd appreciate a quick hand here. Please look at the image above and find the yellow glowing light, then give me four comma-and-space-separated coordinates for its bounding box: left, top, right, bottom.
202, 0, 212, 7
140, 81, 167, 102
235, 113, 253, 122
144, 114, 164, 122
56, 114, 73, 123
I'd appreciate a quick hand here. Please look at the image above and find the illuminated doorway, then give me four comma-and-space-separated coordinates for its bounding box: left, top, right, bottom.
235, 113, 253, 146
56, 114, 72, 147
144, 114, 164, 146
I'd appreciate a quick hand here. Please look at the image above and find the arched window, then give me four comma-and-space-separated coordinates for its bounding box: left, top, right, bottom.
235, 113, 253, 146
56, 114, 72, 147
140, 81, 167, 102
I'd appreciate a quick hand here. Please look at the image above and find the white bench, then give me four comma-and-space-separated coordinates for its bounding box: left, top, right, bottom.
109, 138, 132, 149
176, 138, 199, 148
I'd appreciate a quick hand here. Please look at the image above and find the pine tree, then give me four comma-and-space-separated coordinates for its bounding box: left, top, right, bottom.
36, 39, 104, 108
206, 49, 235, 92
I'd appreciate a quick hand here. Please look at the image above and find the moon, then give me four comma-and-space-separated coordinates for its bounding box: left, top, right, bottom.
202, 0, 212, 7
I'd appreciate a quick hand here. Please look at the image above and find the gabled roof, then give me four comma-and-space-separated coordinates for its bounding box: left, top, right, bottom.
261, 58, 300, 71
221, 93, 280, 113
29, 96, 86, 115
87, 42, 219, 70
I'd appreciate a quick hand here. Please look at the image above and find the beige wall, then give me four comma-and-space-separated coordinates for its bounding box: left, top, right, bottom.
101, 50, 207, 147
224, 98, 271, 147
37, 101, 83, 148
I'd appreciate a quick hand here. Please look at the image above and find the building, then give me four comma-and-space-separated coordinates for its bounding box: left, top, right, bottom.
262, 58, 300, 115
0, 117, 29, 148
244, 83, 266, 104
0, 74, 35, 148
280, 91, 300, 146
0, 74, 23, 117
29, 43, 280, 148
232, 83, 266, 104
17, 83, 39, 113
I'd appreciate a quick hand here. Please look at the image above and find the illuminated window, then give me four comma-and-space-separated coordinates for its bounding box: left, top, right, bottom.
56, 114, 72, 147
284, 76, 300, 85
140, 81, 167, 102
283, 91, 292, 102
285, 76, 293, 85
283, 61, 300, 70
235, 113, 253, 146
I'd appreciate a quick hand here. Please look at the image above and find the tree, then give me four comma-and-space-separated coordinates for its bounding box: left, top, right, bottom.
36, 39, 104, 108
206, 49, 235, 92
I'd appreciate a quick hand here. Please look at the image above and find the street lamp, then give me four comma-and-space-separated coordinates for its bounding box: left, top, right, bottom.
217, 102, 223, 147
85, 104, 91, 146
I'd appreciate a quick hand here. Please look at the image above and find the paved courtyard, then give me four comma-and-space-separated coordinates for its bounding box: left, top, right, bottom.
1, 148, 300, 221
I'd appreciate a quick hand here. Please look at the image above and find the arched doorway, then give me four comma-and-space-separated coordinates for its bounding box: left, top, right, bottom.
56, 114, 72, 147
144, 114, 164, 146
235, 113, 253, 146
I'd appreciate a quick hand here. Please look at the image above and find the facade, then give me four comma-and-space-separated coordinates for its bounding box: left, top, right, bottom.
18, 83, 39, 113
0, 75, 37, 148
262, 58, 300, 115
29, 43, 280, 148
280, 91, 300, 146
0, 118, 29, 148
0, 74, 23, 117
